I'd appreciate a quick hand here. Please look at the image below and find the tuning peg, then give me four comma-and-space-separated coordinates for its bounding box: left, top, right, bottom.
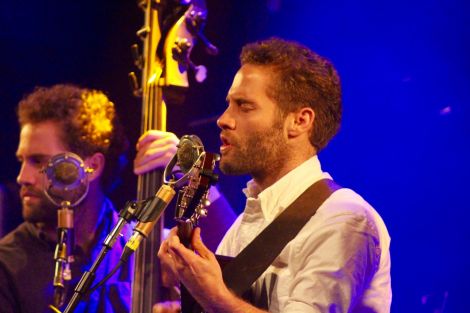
193, 65, 207, 83
172, 38, 207, 83
137, 0, 146, 11
128, 72, 142, 97
136, 26, 150, 40
185, 8, 219, 56
131, 44, 143, 69
198, 207, 208, 217
172, 38, 192, 64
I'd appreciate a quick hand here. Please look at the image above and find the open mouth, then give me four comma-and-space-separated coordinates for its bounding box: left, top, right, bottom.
220, 135, 232, 153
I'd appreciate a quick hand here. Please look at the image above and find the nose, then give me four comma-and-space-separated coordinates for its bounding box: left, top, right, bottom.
216, 107, 235, 130
16, 162, 37, 186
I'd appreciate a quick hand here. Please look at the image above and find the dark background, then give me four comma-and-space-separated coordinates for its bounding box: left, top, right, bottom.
1, 0, 469, 312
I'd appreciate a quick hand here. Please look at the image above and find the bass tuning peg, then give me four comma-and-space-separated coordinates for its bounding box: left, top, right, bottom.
136, 26, 150, 40
185, 8, 219, 56
128, 72, 142, 97
131, 44, 143, 69
172, 38, 207, 83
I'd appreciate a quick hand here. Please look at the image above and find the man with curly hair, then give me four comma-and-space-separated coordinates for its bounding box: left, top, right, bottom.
0, 84, 236, 313
157, 37, 392, 313
0, 84, 131, 313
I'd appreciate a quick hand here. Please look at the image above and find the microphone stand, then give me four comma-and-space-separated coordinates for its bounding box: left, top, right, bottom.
53, 201, 74, 308
63, 200, 142, 313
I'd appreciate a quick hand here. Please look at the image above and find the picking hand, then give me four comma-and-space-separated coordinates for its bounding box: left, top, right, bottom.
166, 227, 231, 310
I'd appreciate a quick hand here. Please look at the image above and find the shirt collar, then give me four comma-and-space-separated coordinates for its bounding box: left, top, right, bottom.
242, 155, 330, 221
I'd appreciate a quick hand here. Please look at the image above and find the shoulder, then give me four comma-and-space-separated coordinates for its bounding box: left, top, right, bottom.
0, 223, 51, 275
292, 187, 390, 255
0, 223, 31, 258
317, 188, 389, 236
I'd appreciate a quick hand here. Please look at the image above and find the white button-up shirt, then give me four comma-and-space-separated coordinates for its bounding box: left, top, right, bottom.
217, 156, 391, 313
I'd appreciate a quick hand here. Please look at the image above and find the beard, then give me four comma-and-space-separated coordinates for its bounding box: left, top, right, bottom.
20, 186, 57, 225
220, 120, 288, 179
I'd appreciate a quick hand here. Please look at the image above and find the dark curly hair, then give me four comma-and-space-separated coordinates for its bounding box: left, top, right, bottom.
240, 37, 342, 152
17, 84, 128, 192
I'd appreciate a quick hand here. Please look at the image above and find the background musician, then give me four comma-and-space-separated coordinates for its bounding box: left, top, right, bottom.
0, 84, 235, 312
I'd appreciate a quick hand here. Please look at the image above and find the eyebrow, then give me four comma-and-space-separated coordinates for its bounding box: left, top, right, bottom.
226, 94, 256, 105
16, 153, 52, 162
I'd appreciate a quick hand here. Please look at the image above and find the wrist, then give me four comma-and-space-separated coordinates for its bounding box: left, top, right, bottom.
205, 284, 236, 313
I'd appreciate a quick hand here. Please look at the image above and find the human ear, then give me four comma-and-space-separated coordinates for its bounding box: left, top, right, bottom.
287, 107, 315, 137
84, 152, 106, 182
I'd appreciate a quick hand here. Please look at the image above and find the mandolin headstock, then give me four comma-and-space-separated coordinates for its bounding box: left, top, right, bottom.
175, 151, 219, 248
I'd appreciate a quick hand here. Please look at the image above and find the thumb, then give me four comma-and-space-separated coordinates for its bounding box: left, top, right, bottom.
191, 227, 212, 259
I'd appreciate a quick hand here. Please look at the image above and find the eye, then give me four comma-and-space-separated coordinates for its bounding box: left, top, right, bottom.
29, 155, 49, 169
236, 99, 255, 111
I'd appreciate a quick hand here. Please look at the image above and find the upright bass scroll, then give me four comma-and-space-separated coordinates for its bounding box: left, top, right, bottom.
128, 1, 217, 312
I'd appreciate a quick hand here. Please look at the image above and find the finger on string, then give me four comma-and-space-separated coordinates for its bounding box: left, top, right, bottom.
135, 145, 167, 162
191, 228, 212, 259
169, 226, 179, 236
157, 239, 169, 257
137, 131, 178, 150
134, 160, 162, 175
135, 144, 177, 167
137, 130, 171, 147
168, 236, 196, 266
134, 149, 178, 174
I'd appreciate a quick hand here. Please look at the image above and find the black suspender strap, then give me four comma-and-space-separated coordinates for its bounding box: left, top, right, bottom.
221, 179, 341, 296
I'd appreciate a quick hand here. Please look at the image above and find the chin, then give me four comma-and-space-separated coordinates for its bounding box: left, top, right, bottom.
220, 160, 249, 176
22, 205, 56, 225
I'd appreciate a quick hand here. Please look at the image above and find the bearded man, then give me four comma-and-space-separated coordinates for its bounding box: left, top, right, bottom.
157, 37, 392, 313
0, 85, 133, 313
0, 84, 235, 313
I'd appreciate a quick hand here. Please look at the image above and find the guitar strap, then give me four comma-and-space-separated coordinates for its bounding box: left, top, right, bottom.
220, 178, 341, 297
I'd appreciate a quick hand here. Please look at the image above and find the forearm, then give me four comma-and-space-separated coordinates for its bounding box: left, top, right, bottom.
202, 285, 267, 313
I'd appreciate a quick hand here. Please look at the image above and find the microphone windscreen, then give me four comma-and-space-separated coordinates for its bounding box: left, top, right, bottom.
43, 152, 89, 207
177, 135, 204, 174
53, 161, 80, 185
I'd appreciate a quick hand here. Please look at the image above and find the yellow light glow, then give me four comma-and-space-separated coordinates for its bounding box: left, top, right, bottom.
78, 91, 114, 150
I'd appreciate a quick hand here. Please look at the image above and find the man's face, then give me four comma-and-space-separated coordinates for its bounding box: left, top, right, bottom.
217, 64, 288, 179
16, 121, 68, 225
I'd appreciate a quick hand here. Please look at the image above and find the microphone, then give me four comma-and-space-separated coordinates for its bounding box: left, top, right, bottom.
42, 152, 93, 308
43, 152, 92, 207
176, 134, 204, 174
121, 134, 205, 261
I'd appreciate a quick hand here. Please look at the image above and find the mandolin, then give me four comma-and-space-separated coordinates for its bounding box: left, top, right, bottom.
173, 136, 219, 313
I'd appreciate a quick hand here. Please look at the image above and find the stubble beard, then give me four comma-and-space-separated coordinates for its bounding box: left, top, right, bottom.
21, 187, 57, 226
220, 122, 288, 180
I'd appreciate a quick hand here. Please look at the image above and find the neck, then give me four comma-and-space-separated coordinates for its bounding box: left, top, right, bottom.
73, 186, 105, 255
33, 188, 105, 253
253, 145, 315, 192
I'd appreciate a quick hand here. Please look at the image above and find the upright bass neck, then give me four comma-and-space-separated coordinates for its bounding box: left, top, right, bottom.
130, 1, 217, 312
131, 2, 167, 312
